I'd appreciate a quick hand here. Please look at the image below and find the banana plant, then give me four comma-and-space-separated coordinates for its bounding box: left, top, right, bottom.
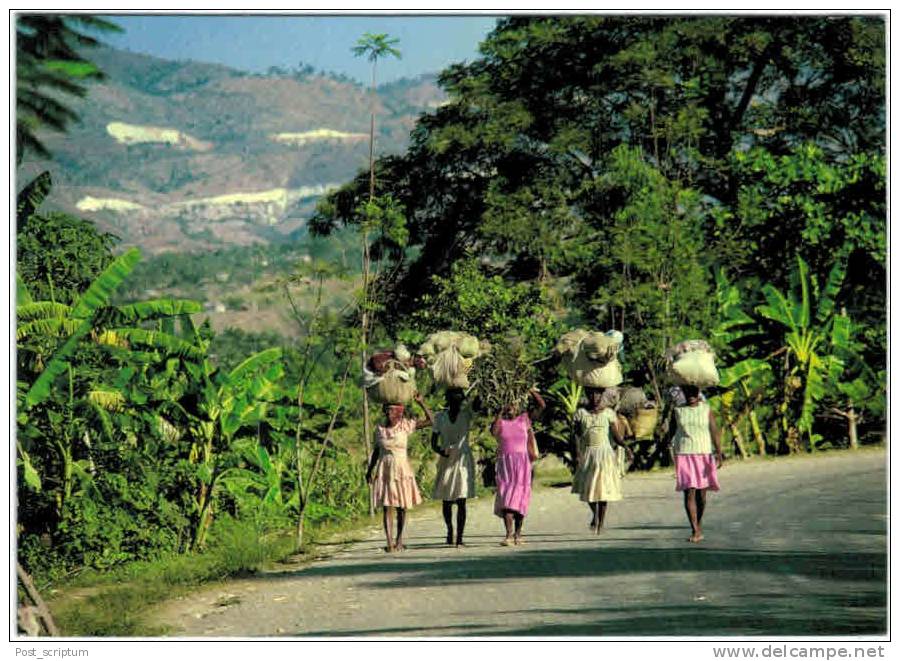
175, 346, 286, 550
756, 254, 851, 452
16, 248, 205, 519
711, 269, 772, 456
544, 378, 583, 472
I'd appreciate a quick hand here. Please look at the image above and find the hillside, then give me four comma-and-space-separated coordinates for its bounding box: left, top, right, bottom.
17, 46, 446, 254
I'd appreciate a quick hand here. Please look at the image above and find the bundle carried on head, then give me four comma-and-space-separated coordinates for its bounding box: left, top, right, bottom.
469, 335, 534, 413
364, 343, 418, 404
417, 330, 488, 390
666, 339, 719, 388
555, 329, 624, 389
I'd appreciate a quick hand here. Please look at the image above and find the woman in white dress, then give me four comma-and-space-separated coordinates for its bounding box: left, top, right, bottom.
430, 388, 477, 547
571, 387, 633, 533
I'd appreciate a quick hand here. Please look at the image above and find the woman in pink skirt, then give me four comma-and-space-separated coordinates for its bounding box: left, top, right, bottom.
491, 389, 545, 546
670, 385, 724, 543
366, 392, 434, 552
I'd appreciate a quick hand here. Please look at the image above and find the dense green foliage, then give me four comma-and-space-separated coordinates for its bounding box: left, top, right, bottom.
313, 15, 885, 452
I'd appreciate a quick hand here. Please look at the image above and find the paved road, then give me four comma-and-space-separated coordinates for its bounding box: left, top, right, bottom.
154, 449, 887, 637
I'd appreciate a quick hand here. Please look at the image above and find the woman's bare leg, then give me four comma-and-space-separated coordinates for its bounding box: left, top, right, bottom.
442, 501, 454, 545
597, 501, 608, 531
696, 488, 707, 525
455, 498, 467, 546
683, 489, 702, 542
502, 510, 515, 544
513, 512, 525, 544
383, 507, 395, 552
395, 507, 407, 550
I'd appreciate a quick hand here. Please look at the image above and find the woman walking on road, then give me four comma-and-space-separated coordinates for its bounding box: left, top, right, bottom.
431, 388, 477, 547
571, 387, 633, 533
491, 389, 545, 546
366, 392, 434, 552
669, 384, 724, 543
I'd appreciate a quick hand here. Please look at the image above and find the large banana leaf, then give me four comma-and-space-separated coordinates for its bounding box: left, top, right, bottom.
16, 171, 52, 227
16, 273, 33, 306
87, 388, 126, 412
115, 299, 203, 322
816, 256, 848, 323
719, 358, 771, 388
228, 347, 283, 383
102, 328, 204, 360
797, 256, 811, 330
758, 284, 795, 329
17, 446, 42, 492
24, 318, 92, 409
17, 317, 81, 341
70, 247, 141, 319
16, 301, 71, 321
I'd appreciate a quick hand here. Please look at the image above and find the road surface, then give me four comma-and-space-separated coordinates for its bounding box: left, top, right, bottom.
152, 449, 886, 637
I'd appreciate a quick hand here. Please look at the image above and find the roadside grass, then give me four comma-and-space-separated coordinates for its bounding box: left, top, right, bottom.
48, 513, 377, 636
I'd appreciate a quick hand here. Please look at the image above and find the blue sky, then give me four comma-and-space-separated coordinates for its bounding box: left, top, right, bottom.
104, 15, 499, 83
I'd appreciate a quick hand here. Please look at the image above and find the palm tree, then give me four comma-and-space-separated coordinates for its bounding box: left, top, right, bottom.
351, 32, 400, 515
15, 14, 121, 162
352, 32, 401, 199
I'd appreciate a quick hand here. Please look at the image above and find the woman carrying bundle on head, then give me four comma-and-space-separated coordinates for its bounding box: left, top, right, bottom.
430, 388, 478, 548
365, 392, 434, 553
668, 384, 724, 543
491, 388, 545, 546
571, 387, 634, 533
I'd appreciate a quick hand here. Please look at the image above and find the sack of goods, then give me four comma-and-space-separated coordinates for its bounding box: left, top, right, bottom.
364, 343, 418, 404
417, 330, 488, 390
617, 386, 648, 417
666, 339, 719, 388
555, 329, 624, 389
630, 406, 659, 440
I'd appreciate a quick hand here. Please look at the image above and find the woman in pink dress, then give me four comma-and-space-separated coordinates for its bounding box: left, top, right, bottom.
365, 392, 434, 552
491, 389, 545, 546
668, 385, 724, 543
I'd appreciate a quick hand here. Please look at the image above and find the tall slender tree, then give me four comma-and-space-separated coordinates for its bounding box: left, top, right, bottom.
351, 32, 400, 515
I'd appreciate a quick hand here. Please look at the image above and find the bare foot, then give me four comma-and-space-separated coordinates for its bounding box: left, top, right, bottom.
500, 537, 514, 547
394, 542, 407, 552
383, 545, 396, 553
688, 533, 704, 543
514, 536, 526, 546
455, 541, 466, 549
593, 524, 604, 535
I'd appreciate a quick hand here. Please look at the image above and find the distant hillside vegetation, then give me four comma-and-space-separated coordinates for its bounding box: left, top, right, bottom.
17, 46, 446, 254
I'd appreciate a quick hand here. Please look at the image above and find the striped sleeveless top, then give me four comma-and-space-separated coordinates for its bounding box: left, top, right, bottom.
672, 401, 712, 455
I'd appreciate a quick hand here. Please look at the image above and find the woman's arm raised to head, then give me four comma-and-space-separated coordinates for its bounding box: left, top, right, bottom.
491, 416, 502, 439
528, 388, 547, 421
412, 392, 434, 429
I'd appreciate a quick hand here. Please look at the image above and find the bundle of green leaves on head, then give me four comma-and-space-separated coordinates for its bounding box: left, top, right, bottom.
470, 335, 535, 414
417, 330, 488, 390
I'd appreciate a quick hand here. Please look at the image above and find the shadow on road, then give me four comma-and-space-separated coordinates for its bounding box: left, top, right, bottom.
283, 546, 885, 587
261, 544, 886, 635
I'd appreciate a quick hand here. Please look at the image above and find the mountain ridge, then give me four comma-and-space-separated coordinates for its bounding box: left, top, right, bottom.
17, 45, 445, 254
